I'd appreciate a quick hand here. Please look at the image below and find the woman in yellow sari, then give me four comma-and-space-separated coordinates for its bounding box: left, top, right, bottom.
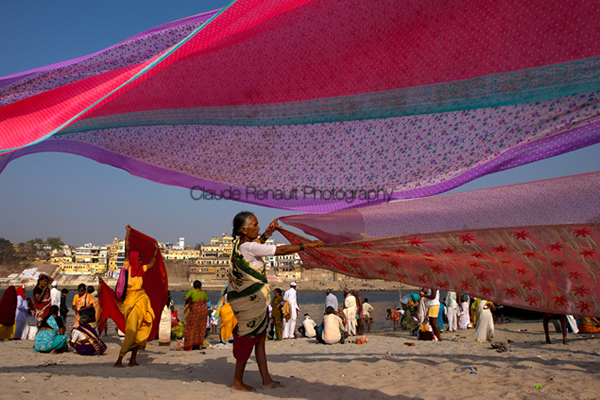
219, 300, 237, 343
114, 225, 158, 368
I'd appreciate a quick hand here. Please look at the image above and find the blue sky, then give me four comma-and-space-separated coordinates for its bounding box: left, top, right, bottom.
1, 0, 599, 247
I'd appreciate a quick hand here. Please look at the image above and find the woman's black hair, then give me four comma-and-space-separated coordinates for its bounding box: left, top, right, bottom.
79, 313, 91, 325
78, 283, 86, 291
49, 305, 59, 316
87, 286, 95, 294
232, 211, 255, 237
325, 306, 335, 314
193, 280, 202, 289
37, 275, 49, 284
274, 288, 282, 295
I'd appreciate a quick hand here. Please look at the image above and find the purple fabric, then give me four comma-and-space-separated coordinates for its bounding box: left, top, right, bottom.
0, 10, 219, 100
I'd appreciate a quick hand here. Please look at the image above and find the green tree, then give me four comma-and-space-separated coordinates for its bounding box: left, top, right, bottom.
27, 237, 45, 253
46, 236, 65, 252
0, 238, 16, 264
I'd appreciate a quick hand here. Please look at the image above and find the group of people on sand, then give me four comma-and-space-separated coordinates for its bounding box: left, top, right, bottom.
3, 212, 600, 395
385, 288, 497, 343
266, 284, 372, 346
0, 276, 107, 356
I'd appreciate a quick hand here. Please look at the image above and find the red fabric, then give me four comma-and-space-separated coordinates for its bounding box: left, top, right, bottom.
0, 286, 17, 325
98, 227, 168, 340
232, 326, 266, 362
98, 278, 126, 333
128, 251, 144, 277
16, 286, 25, 299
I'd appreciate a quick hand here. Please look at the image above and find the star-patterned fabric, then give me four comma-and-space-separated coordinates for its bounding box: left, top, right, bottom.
279, 172, 600, 317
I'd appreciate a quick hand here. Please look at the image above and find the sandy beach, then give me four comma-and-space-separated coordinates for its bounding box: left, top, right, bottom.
2, 317, 599, 400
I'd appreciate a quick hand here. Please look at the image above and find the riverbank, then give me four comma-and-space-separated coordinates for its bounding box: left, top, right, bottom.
1, 319, 599, 399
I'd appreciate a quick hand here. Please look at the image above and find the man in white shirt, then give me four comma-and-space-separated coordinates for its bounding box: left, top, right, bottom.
283, 282, 299, 339
317, 306, 345, 344
324, 289, 338, 315
50, 281, 61, 307
299, 314, 317, 338
343, 289, 357, 336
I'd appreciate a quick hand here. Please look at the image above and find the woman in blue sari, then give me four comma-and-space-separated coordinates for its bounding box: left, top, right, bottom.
34, 305, 68, 353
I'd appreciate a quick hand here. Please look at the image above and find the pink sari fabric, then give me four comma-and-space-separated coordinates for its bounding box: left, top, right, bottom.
279, 173, 600, 317
1, 0, 600, 212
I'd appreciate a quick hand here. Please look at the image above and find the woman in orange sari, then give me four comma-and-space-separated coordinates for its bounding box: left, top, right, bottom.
72, 284, 96, 329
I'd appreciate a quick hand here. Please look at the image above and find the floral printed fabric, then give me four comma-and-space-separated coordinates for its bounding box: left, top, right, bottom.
1, 0, 600, 212
278, 172, 600, 316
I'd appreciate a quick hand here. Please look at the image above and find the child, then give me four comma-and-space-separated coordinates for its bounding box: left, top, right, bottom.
386, 308, 401, 331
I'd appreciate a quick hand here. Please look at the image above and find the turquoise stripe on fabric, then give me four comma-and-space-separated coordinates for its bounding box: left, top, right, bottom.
0, 0, 237, 156
58, 57, 600, 133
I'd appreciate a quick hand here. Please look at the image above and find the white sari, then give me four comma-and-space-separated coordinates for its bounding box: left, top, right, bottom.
474, 300, 494, 343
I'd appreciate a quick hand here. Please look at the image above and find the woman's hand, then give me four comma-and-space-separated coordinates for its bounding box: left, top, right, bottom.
306, 240, 324, 249
263, 219, 279, 237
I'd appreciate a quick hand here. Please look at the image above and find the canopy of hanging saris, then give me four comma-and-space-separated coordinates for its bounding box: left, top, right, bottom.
279, 172, 600, 316
2, 0, 600, 212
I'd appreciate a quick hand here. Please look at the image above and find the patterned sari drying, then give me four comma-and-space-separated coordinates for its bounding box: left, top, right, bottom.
279, 172, 600, 317
2, 0, 600, 212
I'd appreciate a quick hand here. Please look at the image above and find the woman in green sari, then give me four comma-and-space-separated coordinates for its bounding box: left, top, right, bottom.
228, 212, 323, 392
270, 288, 284, 340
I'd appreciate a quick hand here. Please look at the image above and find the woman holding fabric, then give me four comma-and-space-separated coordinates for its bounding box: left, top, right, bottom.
33, 275, 53, 327
183, 280, 209, 350
114, 225, 158, 368
228, 212, 323, 392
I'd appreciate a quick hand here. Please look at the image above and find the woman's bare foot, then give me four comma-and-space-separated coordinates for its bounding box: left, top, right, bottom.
128, 360, 140, 367
262, 380, 284, 390
113, 361, 125, 368
231, 382, 256, 392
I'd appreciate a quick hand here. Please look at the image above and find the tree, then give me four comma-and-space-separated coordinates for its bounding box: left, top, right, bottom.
0, 238, 16, 264
46, 237, 65, 252
27, 237, 44, 252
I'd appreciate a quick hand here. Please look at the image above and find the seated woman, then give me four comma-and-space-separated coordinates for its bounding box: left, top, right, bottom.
578, 316, 600, 334
34, 305, 68, 353
475, 300, 496, 343
401, 294, 420, 332
70, 314, 107, 355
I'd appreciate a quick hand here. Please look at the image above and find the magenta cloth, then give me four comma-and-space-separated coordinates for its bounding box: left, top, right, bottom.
279, 172, 600, 317
2, 1, 600, 212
